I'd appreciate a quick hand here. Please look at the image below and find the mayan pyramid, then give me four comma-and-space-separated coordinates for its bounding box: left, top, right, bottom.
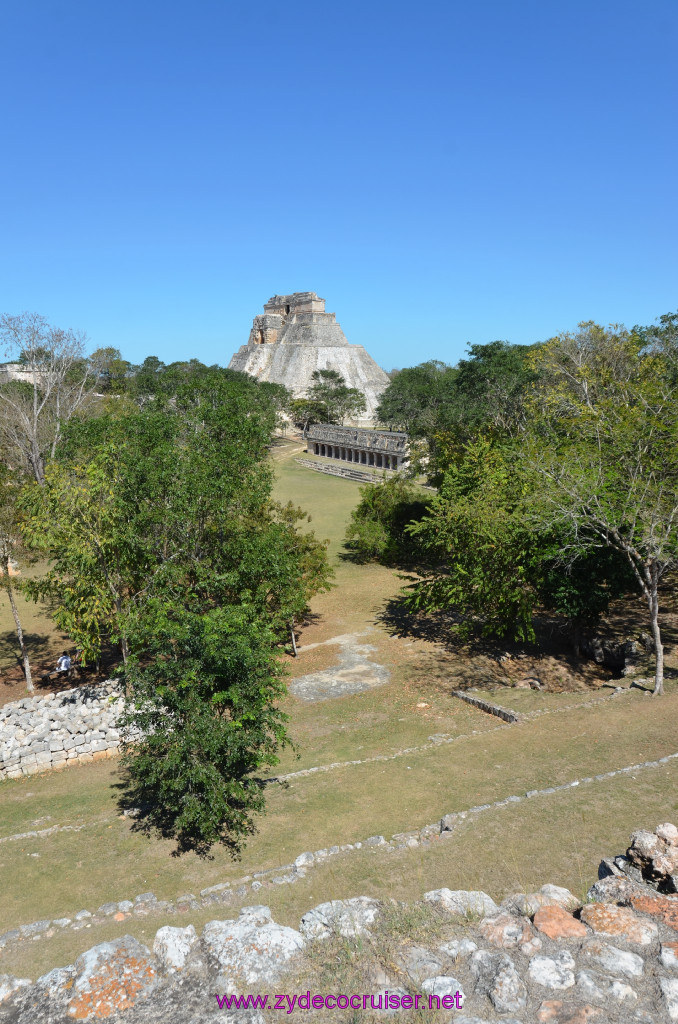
228, 292, 389, 423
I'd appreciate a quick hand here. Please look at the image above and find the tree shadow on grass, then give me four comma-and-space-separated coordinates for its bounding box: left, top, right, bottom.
374, 593, 633, 693
377, 594, 514, 658
113, 766, 263, 860
0, 630, 61, 693
0, 629, 54, 666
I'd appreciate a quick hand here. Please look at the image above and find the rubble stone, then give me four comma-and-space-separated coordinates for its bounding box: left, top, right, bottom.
534, 905, 588, 940
579, 901, 658, 944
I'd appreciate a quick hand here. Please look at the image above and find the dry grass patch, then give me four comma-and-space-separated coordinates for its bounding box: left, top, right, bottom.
4, 756, 678, 984
1, 688, 677, 935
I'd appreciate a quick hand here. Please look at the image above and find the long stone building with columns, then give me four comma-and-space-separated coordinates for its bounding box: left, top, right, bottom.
305, 424, 408, 471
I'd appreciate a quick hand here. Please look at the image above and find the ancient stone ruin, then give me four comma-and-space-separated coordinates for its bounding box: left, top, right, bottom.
228, 292, 390, 423
305, 423, 408, 471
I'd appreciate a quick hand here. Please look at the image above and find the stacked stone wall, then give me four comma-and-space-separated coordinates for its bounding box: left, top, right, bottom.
0, 682, 123, 780
294, 457, 395, 483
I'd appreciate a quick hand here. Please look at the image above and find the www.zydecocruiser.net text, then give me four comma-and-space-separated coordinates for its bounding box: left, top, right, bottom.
214, 990, 463, 1013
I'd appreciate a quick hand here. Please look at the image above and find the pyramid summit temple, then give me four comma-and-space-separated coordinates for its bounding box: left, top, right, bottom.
227, 292, 390, 424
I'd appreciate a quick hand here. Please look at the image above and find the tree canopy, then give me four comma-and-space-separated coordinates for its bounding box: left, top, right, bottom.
19, 366, 333, 850
303, 369, 366, 425
354, 315, 678, 693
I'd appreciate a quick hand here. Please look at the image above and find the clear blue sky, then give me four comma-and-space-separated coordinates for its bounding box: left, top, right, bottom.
1, 0, 676, 371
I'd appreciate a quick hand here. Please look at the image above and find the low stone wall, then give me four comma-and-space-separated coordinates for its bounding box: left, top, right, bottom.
0, 682, 123, 780
294, 457, 394, 483
453, 689, 522, 724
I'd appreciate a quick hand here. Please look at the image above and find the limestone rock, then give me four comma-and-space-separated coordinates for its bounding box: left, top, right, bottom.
66, 935, 159, 1018
582, 938, 644, 978
661, 976, 678, 1020
438, 937, 478, 958
627, 823, 678, 891
657, 823, 678, 844
661, 942, 678, 969
576, 968, 637, 1003
420, 974, 465, 1002
399, 945, 444, 983
0, 976, 31, 1004
469, 947, 526, 1014
153, 925, 198, 973
299, 897, 380, 939
533, 905, 589, 940
479, 911, 541, 954
579, 902, 658, 944
536, 1001, 604, 1023
228, 292, 390, 424
586, 872, 643, 904
502, 892, 544, 917
627, 890, 678, 930
539, 884, 582, 911
489, 958, 528, 1013
202, 907, 304, 984
423, 888, 498, 918
528, 952, 576, 990
372, 987, 408, 1014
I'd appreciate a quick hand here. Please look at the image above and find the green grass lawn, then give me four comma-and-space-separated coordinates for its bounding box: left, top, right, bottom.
2, 448, 678, 980
2, 715, 677, 980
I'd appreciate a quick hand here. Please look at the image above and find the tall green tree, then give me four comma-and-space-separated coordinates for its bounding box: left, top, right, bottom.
376, 360, 456, 435
20, 449, 146, 668
345, 475, 432, 565
525, 320, 678, 694
403, 436, 633, 649
21, 367, 332, 850
306, 369, 366, 424
89, 347, 132, 393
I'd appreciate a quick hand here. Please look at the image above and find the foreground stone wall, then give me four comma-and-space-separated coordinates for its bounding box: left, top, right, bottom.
0, 682, 123, 780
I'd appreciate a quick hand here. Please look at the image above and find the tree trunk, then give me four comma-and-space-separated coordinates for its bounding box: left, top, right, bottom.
5, 574, 34, 693
571, 622, 582, 659
648, 565, 664, 695
289, 621, 298, 657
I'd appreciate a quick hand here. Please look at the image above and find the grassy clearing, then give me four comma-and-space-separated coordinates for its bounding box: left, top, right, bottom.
1, 685, 677, 937
477, 685, 622, 714
4, 755, 678, 982
273, 678, 499, 773
2, 448, 678, 980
